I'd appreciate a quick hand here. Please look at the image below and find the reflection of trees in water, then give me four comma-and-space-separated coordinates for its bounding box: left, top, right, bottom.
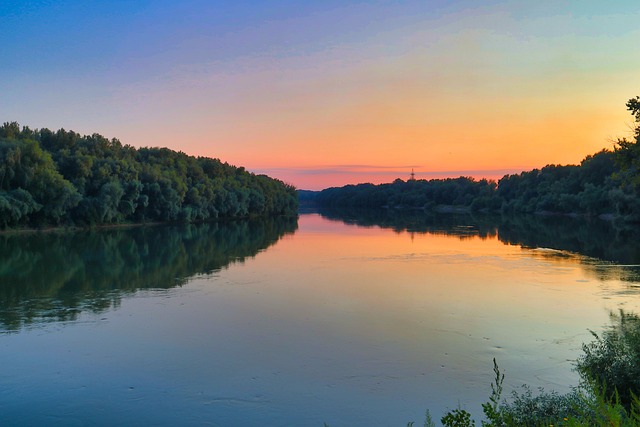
0, 217, 297, 331
318, 207, 640, 285
496, 215, 640, 264
318, 207, 499, 240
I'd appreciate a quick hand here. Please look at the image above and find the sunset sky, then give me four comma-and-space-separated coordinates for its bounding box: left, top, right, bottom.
2, 1, 639, 190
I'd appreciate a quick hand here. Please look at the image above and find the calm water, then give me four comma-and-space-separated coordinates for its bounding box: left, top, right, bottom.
1, 212, 640, 426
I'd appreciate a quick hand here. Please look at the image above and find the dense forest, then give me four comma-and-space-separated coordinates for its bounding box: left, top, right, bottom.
315, 97, 640, 221
0, 123, 297, 228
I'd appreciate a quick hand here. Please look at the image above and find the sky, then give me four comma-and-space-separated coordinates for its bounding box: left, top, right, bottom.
1, 0, 639, 190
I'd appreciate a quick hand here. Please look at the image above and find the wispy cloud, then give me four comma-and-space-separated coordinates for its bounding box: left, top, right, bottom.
253, 165, 421, 176
249, 165, 525, 190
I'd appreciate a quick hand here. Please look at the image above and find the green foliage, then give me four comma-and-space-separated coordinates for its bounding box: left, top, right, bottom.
0, 136, 81, 226
425, 309, 640, 427
612, 98, 640, 197
627, 96, 640, 125
492, 383, 640, 427
578, 385, 637, 427
441, 408, 475, 427
481, 358, 505, 427
499, 386, 590, 426
423, 409, 436, 427
576, 310, 640, 410
0, 189, 40, 222
0, 122, 297, 228
317, 177, 498, 211
315, 150, 628, 218
316, 96, 640, 221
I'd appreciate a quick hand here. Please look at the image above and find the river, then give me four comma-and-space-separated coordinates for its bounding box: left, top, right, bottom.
1, 211, 639, 426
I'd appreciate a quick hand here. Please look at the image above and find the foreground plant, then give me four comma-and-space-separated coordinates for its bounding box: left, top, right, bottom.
329, 310, 640, 426
576, 310, 640, 410
426, 311, 640, 426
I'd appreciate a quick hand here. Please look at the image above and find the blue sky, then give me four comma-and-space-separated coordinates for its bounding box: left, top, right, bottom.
2, 1, 639, 189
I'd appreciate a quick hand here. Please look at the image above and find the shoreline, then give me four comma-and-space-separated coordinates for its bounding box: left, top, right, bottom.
0, 213, 300, 235
0, 221, 165, 235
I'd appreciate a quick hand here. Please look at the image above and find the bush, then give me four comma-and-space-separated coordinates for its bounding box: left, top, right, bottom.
576, 310, 640, 410
422, 310, 640, 426
499, 386, 590, 426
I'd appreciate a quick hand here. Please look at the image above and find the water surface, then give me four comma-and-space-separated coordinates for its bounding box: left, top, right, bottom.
1, 213, 640, 426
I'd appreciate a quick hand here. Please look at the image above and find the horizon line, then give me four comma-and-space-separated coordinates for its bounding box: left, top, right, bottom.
248, 166, 531, 191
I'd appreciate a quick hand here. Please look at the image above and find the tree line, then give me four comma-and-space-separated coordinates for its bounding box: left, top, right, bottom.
0, 123, 298, 228
315, 97, 640, 221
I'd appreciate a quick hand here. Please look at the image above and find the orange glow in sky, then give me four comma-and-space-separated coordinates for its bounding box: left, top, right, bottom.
2, 1, 639, 189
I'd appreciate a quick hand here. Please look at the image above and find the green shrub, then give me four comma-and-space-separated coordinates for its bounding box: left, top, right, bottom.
332, 311, 640, 426
441, 408, 475, 427
576, 310, 640, 410
499, 386, 590, 426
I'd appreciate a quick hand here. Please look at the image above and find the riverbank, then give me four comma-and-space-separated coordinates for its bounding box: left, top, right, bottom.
381, 203, 619, 221
0, 213, 299, 235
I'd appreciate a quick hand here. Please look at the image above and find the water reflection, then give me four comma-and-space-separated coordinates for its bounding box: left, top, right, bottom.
0, 217, 297, 331
318, 207, 640, 285
2, 212, 639, 425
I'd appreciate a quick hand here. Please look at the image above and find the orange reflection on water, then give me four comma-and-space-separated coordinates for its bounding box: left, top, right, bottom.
247, 213, 632, 364
209, 213, 640, 420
